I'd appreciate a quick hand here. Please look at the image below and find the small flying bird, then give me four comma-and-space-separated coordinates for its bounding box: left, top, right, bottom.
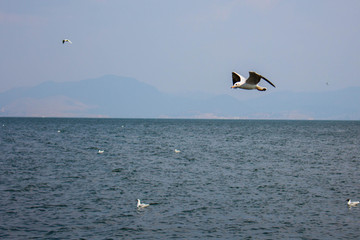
137, 199, 150, 208
174, 149, 181, 153
62, 39, 72, 44
231, 71, 276, 91
347, 199, 359, 207
98, 150, 104, 154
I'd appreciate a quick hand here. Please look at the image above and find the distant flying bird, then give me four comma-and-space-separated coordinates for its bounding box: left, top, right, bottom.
174, 149, 181, 153
347, 199, 359, 207
98, 150, 104, 154
62, 39, 72, 44
137, 199, 150, 208
231, 71, 276, 91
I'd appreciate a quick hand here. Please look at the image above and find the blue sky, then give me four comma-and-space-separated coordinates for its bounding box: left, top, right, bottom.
1, 0, 360, 100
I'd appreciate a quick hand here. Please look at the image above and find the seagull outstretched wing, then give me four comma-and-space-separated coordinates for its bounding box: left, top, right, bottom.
247, 71, 275, 88
260, 75, 276, 88
62, 39, 72, 44
232, 72, 242, 85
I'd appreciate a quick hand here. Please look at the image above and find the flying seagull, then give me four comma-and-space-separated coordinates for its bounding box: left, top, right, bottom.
347, 199, 360, 207
231, 71, 276, 91
137, 199, 150, 208
62, 39, 72, 44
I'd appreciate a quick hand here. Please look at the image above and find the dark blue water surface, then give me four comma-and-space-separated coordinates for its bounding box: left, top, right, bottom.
1, 118, 360, 239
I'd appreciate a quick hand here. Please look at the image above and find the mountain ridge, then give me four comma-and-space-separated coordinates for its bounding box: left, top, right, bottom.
0, 75, 359, 120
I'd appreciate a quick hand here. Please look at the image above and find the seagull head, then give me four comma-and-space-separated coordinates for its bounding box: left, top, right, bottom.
231, 82, 240, 88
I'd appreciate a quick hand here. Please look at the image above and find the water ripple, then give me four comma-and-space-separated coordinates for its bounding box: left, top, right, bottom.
1, 118, 360, 239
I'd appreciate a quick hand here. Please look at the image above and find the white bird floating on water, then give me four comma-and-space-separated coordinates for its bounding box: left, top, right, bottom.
137, 199, 150, 208
98, 150, 104, 154
231, 71, 276, 91
62, 39, 72, 44
347, 199, 359, 207
174, 149, 181, 153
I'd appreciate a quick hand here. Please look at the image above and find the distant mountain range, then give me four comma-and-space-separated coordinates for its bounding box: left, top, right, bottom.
0, 75, 359, 120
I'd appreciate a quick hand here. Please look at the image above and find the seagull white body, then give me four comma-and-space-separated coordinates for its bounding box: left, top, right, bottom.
137, 199, 149, 208
62, 39, 72, 44
347, 199, 359, 207
231, 71, 276, 91
98, 150, 104, 154
174, 149, 181, 153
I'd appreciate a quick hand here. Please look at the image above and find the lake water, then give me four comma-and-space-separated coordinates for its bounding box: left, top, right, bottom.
1, 118, 360, 239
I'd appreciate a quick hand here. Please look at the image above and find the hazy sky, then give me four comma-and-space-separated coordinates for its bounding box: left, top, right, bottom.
1, 0, 360, 98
